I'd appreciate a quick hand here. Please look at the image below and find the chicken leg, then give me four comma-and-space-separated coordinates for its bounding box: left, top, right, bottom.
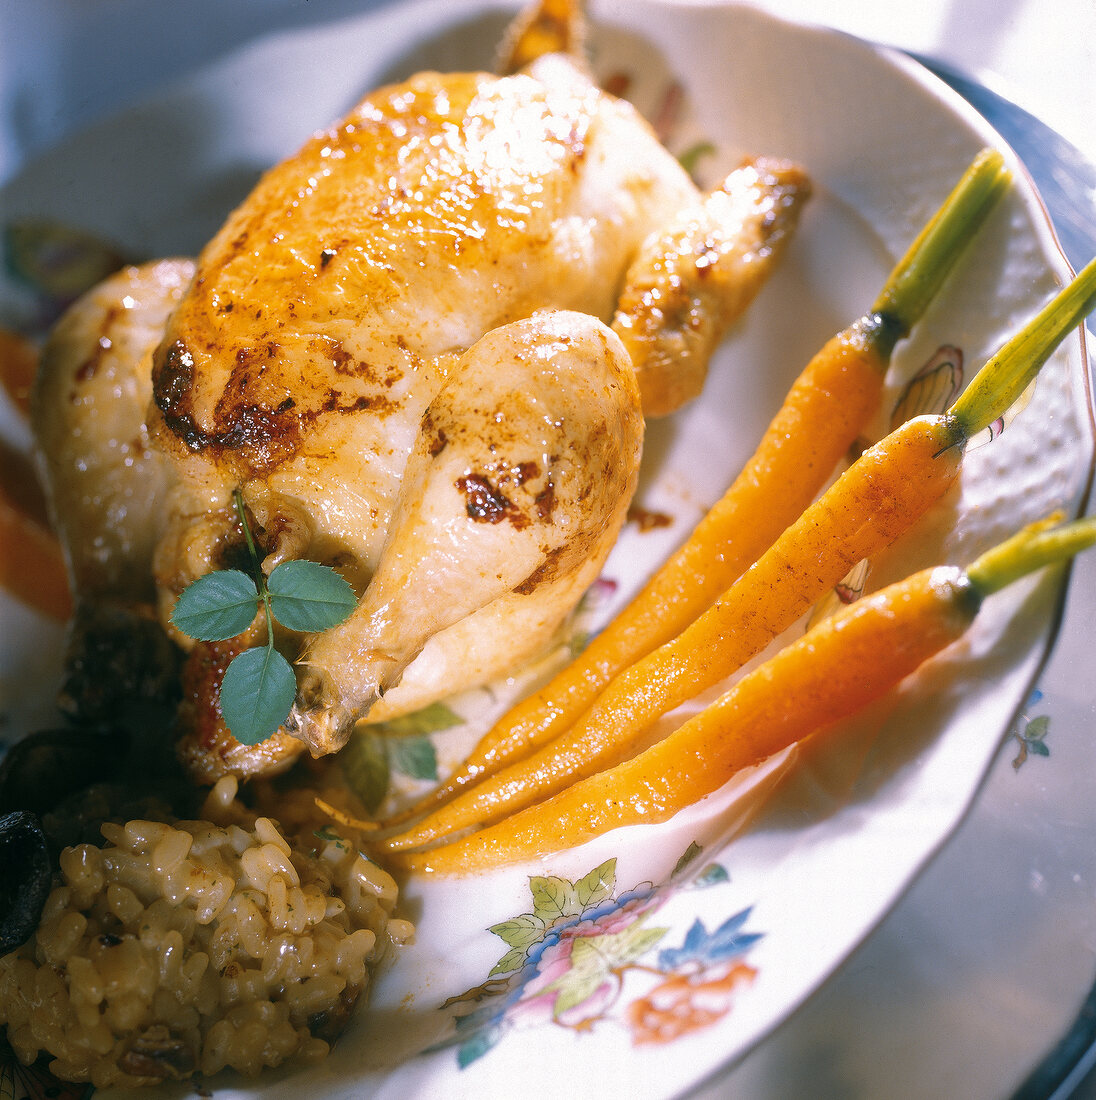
290, 310, 642, 754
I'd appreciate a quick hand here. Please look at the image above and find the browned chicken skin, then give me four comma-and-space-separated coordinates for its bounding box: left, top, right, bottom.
32, 0, 809, 778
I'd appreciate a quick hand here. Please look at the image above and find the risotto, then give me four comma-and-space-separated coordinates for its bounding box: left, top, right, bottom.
0, 776, 413, 1088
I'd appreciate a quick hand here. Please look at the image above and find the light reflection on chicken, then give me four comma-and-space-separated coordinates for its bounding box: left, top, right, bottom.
33, 0, 809, 776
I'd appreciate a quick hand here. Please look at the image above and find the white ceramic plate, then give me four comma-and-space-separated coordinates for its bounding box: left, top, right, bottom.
1, 2, 1092, 1097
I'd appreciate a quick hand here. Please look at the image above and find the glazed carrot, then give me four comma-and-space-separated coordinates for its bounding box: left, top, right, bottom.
0, 436, 51, 529
398, 514, 1096, 874
408, 515, 1096, 873
388, 148, 1011, 823
378, 254, 1096, 852
0, 440, 71, 620
0, 327, 73, 617
0, 328, 38, 417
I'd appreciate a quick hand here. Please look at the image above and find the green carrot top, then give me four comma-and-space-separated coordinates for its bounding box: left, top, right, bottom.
949, 254, 1096, 439
871, 147, 1012, 340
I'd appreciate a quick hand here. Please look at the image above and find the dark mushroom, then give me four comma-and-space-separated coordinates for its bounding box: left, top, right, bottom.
0, 811, 51, 954
59, 601, 181, 725
0, 726, 123, 818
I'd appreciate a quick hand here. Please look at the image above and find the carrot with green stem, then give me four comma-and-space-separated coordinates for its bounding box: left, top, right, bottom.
377, 254, 1096, 853
396, 512, 1096, 874
386, 147, 1011, 824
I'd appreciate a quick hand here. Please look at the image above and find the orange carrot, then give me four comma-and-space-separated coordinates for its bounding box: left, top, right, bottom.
0, 327, 73, 617
0, 436, 51, 530
0, 439, 71, 620
388, 148, 1011, 823
398, 513, 1096, 874
378, 253, 1096, 852
0, 328, 38, 417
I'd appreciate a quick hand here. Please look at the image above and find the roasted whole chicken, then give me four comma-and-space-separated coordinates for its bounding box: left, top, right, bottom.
31, 0, 809, 780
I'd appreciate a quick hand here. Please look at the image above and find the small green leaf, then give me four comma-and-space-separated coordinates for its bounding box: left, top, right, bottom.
313, 825, 348, 850
268, 560, 357, 632
584, 922, 667, 971
678, 140, 716, 178
529, 875, 579, 922
489, 913, 547, 951
1025, 715, 1050, 741
389, 735, 439, 782
341, 730, 391, 814
546, 936, 617, 1016
1027, 739, 1050, 757
171, 570, 259, 641
488, 946, 529, 977
672, 842, 703, 880
373, 701, 463, 739
220, 646, 297, 745
574, 859, 616, 909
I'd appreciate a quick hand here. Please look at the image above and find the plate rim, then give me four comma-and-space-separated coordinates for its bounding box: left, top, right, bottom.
1, 2, 1094, 1096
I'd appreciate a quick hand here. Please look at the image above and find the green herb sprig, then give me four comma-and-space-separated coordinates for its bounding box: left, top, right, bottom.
340, 701, 459, 812
171, 490, 357, 745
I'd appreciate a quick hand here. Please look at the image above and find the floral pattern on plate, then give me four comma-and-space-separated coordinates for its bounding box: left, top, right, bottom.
439, 846, 762, 1067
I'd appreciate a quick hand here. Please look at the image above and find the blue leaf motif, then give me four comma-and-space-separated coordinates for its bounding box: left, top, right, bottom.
683, 917, 708, 955
693, 862, 730, 887
457, 1022, 505, 1068
657, 907, 763, 969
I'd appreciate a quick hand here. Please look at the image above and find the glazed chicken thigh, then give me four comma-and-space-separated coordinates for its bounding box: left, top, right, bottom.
33, 2, 809, 777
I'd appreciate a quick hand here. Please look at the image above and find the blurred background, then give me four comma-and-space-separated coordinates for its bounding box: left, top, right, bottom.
2, 0, 1094, 185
